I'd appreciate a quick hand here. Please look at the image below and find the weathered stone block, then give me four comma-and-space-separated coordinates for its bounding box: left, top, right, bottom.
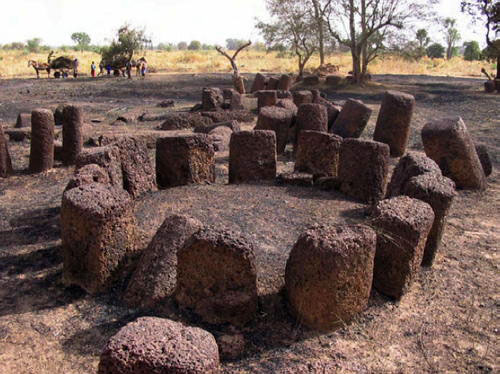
331, 99, 372, 138
295, 130, 342, 177
156, 134, 215, 188
285, 224, 376, 330
256, 90, 278, 111
255, 106, 294, 154
62, 104, 83, 165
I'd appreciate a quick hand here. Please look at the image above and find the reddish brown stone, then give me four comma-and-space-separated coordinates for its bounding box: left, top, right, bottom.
295, 130, 342, 176
402, 173, 457, 266
303, 75, 320, 85
201, 109, 255, 123
76, 146, 123, 188
125, 215, 202, 309
98, 317, 219, 374
229, 130, 277, 184
339, 139, 390, 204
292, 90, 313, 107
53, 141, 63, 162
267, 76, 279, 90
326, 74, 343, 86
387, 152, 442, 198
156, 134, 215, 188
475, 144, 492, 177
223, 88, 244, 110
276, 99, 298, 115
374, 90, 416, 157
0, 124, 13, 178
294, 103, 328, 151
277, 90, 293, 99
277, 360, 337, 374
370, 196, 435, 299
251, 73, 267, 93
421, 117, 486, 190
15, 113, 31, 128
62, 104, 83, 165
54, 104, 66, 126
255, 106, 294, 154
208, 126, 233, 152
276, 172, 314, 187
65, 164, 110, 191
312, 92, 341, 129
331, 99, 372, 138
285, 224, 376, 331
484, 80, 495, 93
256, 90, 278, 111
61, 183, 137, 294
160, 112, 212, 130
29, 109, 54, 173
176, 227, 258, 325
202, 87, 224, 111
5, 128, 31, 142
194, 120, 241, 134
217, 334, 246, 360
277, 74, 293, 90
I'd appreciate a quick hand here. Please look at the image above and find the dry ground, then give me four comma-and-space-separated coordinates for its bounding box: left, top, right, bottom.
0, 73, 498, 374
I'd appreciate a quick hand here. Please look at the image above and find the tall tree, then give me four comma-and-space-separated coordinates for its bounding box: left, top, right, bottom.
461, 0, 500, 78
100, 25, 149, 68
442, 18, 461, 60
257, 0, 318, 78
416, 29, 431, 49
71, 32, 91, 51
323, 0, 435, 83
310, 0, 332, 66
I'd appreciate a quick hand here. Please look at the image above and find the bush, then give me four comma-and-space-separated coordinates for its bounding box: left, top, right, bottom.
177, 41, 188, 50
188, 40, 201, 50
462, 41, 481, 61
26, 38, 42, 53
426, 43, 445, 59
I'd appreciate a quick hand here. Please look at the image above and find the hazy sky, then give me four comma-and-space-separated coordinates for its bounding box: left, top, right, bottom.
0, 0, 487, 47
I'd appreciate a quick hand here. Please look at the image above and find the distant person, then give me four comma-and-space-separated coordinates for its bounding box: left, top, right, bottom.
73, 58, 79, 78
106, 64, 112, 75
98, 61, 105, 76
90, 61, 96, 77
126, 60, 132, 79
140, 61, 147, 78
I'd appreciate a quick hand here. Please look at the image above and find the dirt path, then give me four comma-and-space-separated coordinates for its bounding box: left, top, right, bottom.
0, 74, 498, 374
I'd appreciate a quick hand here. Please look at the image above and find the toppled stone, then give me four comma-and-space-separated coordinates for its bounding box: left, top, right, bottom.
125, 214, 202, 309
276, 172, 314, 187
331, 99, 372, 138
421, 117, 486, 190
160, 112, 212, 130
194, 120, 241, 134
201, 109, 255, 124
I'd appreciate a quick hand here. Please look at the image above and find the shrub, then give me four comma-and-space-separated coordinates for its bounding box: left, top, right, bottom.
188, 40, 201, 50
427, 43, 445, 58
463, 41, 481, 61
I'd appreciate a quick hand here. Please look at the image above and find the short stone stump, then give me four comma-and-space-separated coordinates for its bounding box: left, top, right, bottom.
98, 317, 219, 374
402, 172, 457, 266
208, 126, 233, 152
370, 196, 435, 299
229, 130, 277, 184
202, 87, 224, 111
76, 145, 123, 188
373, 90, 415, 157
156, 134, 215, 188
61, 183, 138, 294
285, 224, 376, 331
294, 130, 342, 177
175, 228, 258, 325
421, 117, 486, 190
292, 90, 313, 107
339, 139, 390, 204
251, 73, 267, 93
125, 214, 202, 309
331, 99, 372, 138
387, 152, 442, 198
475, 144, 492, 177
15, 112, 31, 128
255, 106, 294, 154
294, 103, 328, 150
65, 164, 110, 191
277, 74, 293, 90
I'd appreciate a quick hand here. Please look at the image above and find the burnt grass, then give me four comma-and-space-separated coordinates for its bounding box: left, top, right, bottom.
0, 73, 499, 374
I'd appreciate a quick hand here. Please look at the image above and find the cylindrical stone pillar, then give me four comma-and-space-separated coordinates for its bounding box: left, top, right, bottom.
251, 73, 267, 93
277, 74, 293, 90
256, 90, 277, 112
373, 90, 416, 157
62, 105, 83, 165
29, 108, 54, 173
294, 103, 328, 152
0, 124, 13, 178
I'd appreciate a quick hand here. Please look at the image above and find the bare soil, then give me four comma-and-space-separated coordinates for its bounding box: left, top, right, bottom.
0, 73, 498, 374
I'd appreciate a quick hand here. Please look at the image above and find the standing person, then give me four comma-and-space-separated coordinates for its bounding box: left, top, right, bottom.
73, 58, 79, 78
106, 64, 112, 75
126, 60, 132, 79
98, 61, 105, 76
90, 61, 96, 77
140, 60, 147, 78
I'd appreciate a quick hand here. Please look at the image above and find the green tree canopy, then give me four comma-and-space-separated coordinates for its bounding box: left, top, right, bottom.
71, 32, 91, 51
463, 40, 482, 60
427, 42, 445, 58
188, 40, 201, 50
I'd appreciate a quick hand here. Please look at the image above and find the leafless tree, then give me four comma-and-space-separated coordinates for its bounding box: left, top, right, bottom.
215, 41, 252, 94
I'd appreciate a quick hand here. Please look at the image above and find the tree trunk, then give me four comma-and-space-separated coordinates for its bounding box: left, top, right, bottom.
312, 0, 325, 66
497, 54, 500, 79
352, 51, 362, 84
